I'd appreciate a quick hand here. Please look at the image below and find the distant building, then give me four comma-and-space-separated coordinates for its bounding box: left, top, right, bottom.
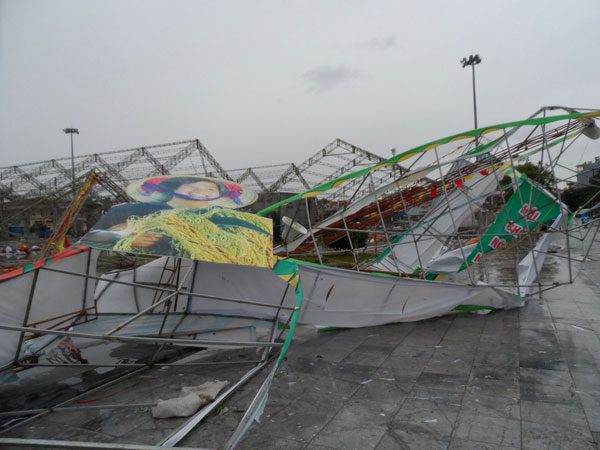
576, 157, 600, 187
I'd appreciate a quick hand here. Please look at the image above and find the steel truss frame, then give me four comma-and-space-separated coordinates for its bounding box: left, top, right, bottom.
2, 138, 403, 206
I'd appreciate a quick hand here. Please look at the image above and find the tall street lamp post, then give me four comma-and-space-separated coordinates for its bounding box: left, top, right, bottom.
460, 54, 482, 130
62, 128, 79, 194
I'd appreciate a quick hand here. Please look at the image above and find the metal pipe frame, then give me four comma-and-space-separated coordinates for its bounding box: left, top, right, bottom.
456, 163, 492, 284
0, 366, 148, 435
1, 249, 298, 447
0, 438, 208, 450
16, 359, 262, 369
541, 120, 575, 284
104, 260, 193, 336
40, 265, 297, 311
0, 325, 283, 349
341, 215, 359, 269
305, 197, 324, 264
369, 173, 403, 274
159, 356, 275, 447
503, 130, 542, 294
433, 147, 476, 285
13, 269, 39, 365
0, 403, 158, 418
276, 122, 579, 261
396, 178, 427, 273
224, 362, 278, 449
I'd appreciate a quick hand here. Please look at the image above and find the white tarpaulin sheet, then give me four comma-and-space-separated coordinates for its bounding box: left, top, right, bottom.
95, 257, 522, 331
0, 247, 98, 367
96, 257, 194, 314
147, 260, 522, 328
295, 263, 522, 327
370, 168, 499, 274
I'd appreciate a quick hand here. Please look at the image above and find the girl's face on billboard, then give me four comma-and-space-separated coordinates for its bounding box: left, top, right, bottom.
174, 181, 220, 200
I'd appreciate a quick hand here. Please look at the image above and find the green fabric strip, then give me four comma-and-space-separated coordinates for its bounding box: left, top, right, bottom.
456, 178, 560, 272
453, 305, 498, 312
273, 260, 304, 371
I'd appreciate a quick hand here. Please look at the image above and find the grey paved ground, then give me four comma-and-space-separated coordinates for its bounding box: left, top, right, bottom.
3, 232, 600, 449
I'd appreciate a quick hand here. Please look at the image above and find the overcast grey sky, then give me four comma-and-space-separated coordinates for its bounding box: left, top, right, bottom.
1, 0, 599, 171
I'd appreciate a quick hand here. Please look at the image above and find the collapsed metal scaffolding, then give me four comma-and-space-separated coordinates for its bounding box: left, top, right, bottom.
1, 106, 599, 450
0, 250, 300, 449
261, 106, 600, 298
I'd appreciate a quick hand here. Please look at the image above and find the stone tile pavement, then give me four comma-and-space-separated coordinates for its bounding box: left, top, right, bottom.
3, 235, 600, 449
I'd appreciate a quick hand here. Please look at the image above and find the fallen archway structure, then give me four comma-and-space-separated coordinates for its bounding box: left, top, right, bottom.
1, 106, 599, 449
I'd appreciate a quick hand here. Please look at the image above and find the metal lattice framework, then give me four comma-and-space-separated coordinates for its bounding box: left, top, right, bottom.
0, 140, 231, 201
262, 106, 600, 300
228, 138, 404, 201
0, 138, 400, 203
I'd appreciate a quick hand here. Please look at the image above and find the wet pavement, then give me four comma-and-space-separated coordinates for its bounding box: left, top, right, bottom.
2, 231, 600, 449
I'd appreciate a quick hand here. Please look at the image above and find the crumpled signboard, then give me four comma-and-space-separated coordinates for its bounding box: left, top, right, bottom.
79, 204, 273, 268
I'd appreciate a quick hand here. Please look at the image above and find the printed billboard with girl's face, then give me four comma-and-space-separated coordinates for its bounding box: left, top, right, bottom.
78, 176, 274, 267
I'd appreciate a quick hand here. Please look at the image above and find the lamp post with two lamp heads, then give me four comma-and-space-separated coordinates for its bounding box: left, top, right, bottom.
62, 128, 79, 194
460, 54, 482, 130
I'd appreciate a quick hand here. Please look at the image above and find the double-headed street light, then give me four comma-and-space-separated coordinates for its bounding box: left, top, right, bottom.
461, 54, 482, 130
62, 128, 79, 194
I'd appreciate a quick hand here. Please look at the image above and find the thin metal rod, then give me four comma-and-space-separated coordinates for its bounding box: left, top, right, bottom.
150, 313, 186, 364
149, 259, 188, 363
472, 62, 478, 130
132, 263, 141, 312
397, 182, 426, 272
70, 132, 76, 194
541, 121, 574, 283
282, 197, 303, 257
0, 325, 283, 348
105, 290, 179, 336
93, 271, 117, 304
185, 260, 199, 313
0, 366, 148, 435
457, 165, 490, 283
275, 308, 295, 342
305, 197, 323, 264
81, 249, 92, 311
339, 174, 370, 216
159, 357, 274, 447
41, 266, 297, 311
17, 360, 262, 368
224, 362, 278, 450
369, 173, 402, 274
503, 130, 543, 291
433, 147, 475, 284
294, 225, 564, 240
0, 403, 158, 418
262, 283, 290, 361
0, 437, 206, 450
13, 269, 39, 365
580, 219, 600, 264
341, 215, 359, 270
